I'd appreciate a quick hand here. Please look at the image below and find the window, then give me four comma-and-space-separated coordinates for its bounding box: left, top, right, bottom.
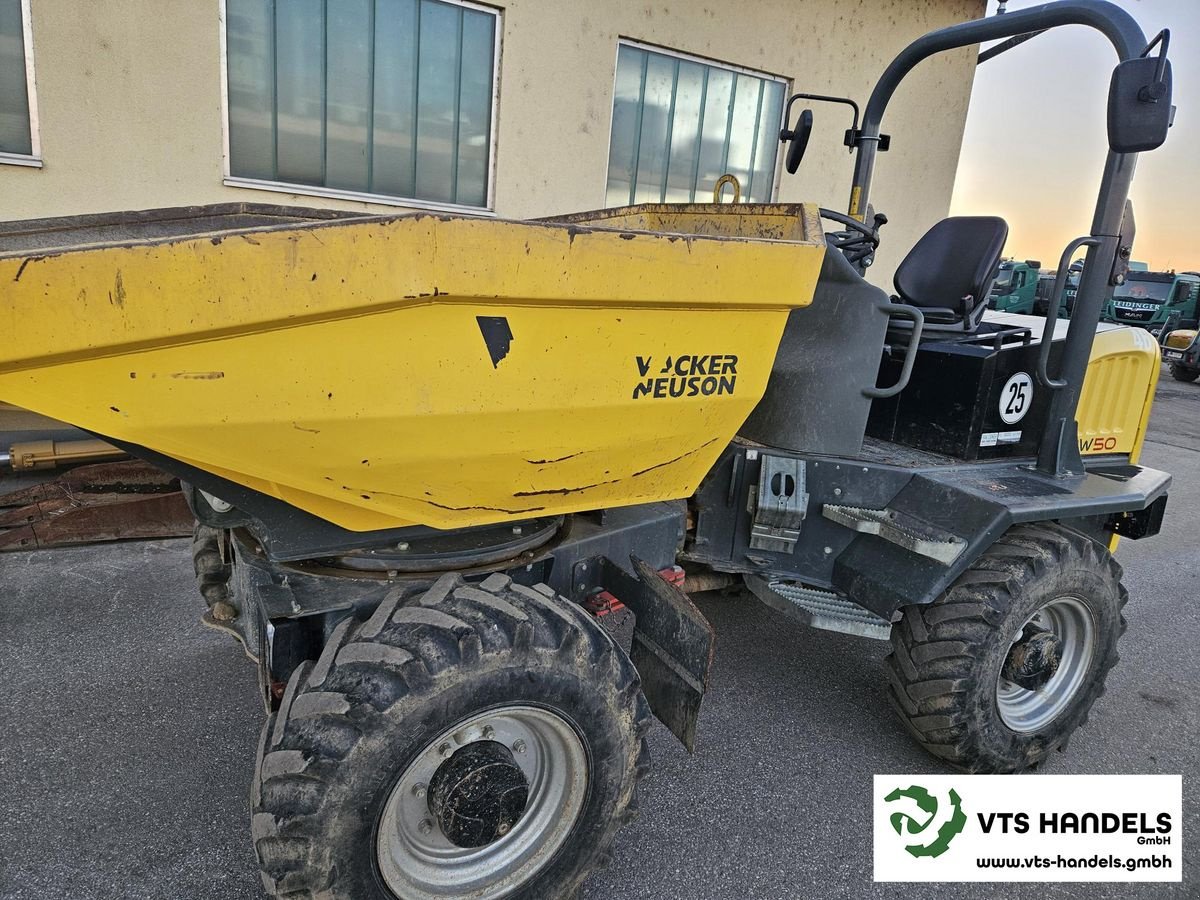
225, 0, 498, 209
606, 42, 786, 207
0, 0, 38, 164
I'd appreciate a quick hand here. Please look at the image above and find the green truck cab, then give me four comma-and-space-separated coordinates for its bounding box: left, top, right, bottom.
988, 258, 1041, 313
1101, 270, 1200, 338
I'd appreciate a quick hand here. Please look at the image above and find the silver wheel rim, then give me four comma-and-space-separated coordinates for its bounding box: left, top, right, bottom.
376, 705, 588, 899
996, 596, 1096, 733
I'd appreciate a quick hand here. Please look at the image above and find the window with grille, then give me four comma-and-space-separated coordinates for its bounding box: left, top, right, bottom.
606, 42, 786, 207
225, 0, 498, 208
0, 0, 37, 162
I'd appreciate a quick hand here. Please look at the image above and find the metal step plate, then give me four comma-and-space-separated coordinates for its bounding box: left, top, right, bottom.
744, 576, 892, 641
821, 504, 967, 564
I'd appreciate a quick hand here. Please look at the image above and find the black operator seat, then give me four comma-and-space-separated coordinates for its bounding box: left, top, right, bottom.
892, 216, 1009, 333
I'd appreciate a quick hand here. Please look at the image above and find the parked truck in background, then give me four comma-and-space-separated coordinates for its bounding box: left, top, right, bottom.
988, 258, 1042, 313
1035, 260, 1148, 320
1034, 259, 1081, 317
1101, 269, 1200, 338
1162, 327, 1200, 382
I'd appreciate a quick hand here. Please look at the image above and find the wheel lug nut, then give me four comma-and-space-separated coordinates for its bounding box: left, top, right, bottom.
438, 742, 452, 757
412, 783, 427, 799
482, 725, 495, 739
512, 739, 527, 754
419, 818, 434, 835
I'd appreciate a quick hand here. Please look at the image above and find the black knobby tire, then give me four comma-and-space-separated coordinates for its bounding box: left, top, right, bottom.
252, 571, 652, 899
192, 523, 233, 614
886, 523, 1126, 773
1168, 363, 1199, 383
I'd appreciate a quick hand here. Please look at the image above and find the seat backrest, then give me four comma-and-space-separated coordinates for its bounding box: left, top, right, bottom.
893, 216, 1009, 315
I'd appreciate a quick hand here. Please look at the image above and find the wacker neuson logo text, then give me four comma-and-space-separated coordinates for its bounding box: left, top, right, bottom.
873, 775, 1182, 882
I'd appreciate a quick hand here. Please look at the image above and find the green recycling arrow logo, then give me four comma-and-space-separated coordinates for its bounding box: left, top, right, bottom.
884, 785, 967, 858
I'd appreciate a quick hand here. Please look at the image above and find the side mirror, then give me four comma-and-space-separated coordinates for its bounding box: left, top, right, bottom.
780, 109, 813, 175
1108, 55, 1173, 153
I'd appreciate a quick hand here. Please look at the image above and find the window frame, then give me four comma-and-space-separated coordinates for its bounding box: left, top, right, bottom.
218, 0, 502, 214
604, 38, 789, 207
0, 0, 41, 168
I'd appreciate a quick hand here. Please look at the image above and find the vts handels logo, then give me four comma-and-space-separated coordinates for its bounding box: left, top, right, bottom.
884, 785, 967, 858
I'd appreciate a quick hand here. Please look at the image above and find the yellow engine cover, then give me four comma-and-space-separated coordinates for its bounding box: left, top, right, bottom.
1077, 324, 1161, 463
0, 204, 826, 531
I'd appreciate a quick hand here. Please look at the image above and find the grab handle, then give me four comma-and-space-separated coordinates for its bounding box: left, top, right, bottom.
864, 303, 924, 399
1038, 236, 1100, 389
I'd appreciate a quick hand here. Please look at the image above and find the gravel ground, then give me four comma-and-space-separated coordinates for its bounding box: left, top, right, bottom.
0, 371, 1195, 899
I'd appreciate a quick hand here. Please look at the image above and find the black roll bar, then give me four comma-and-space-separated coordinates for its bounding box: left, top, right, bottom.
848, 0, 1144, 218
848, 1, 1155, 478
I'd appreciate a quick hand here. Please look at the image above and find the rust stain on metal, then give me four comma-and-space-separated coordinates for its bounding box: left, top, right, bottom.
0, 492, 193, 551
0, 461, 174, 507
109, 270, 126, 307
0, 460, 191, 551
170, 371, 225, 380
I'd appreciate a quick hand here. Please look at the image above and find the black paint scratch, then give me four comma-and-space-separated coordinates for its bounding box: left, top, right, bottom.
516, 437, 721, 497
631, 437, 720, 477
526, 452, 580, 465
514, 477, 621, 498
338, 484, 545, 516
13, 256, 43, 282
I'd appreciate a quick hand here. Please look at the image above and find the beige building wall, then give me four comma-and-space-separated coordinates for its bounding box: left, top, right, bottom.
0, 0, 985, 285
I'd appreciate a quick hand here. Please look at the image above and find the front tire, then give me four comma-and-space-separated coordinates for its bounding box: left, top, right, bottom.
192, 523, 235, 621
252, 572, 651, 899
886, 523, 1125, 772
1168, 363, 1199, 383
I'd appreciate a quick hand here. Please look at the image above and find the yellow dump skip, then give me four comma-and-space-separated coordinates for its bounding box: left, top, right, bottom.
0, 204, 825, 531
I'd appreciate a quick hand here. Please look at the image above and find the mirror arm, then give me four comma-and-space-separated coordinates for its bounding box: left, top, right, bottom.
1139, 29, 1171, 100
783, 93, 862, 154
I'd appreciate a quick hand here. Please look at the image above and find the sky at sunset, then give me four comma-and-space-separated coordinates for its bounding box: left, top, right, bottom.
950, 0, 1199, 272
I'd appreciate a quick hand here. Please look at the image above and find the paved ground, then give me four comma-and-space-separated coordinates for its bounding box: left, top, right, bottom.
1, 371, 1196, 900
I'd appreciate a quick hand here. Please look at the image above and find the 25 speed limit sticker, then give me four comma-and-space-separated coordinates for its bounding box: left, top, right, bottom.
999, 371, 1034, 425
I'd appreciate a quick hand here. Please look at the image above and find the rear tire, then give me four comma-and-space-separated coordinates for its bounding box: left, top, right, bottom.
886, 523, 1125, 772
252, 572, 652, 899
1168, 363, 1199, 383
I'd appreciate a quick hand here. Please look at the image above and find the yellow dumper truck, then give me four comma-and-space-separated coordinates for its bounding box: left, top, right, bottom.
0, 2, 1177, 897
